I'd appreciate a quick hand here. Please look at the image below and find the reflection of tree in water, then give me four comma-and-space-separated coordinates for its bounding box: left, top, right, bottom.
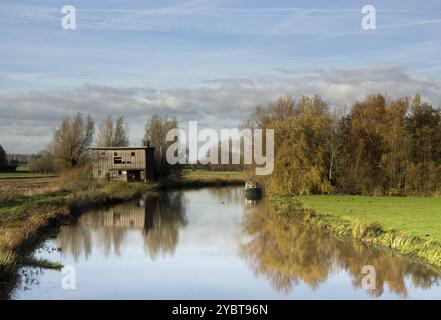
338, 241, 439, 297
240, 201, 440, 297
56, 221, 94, 261
56, 204, 138, 261
4, 265, 47, 300
143, 191, 187, 259
56, 192, 187, 261
240, 203, 336, 293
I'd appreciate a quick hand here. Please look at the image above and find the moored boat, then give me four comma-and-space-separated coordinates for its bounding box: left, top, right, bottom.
244, 180, 263, 199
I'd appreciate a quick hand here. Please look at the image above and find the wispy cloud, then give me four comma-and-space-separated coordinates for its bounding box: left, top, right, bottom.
1, 1, 441, 153
1, 65, 441, 153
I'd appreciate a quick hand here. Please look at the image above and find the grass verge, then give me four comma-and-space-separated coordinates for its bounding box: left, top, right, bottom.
271, 195, 441, 268
0, 181, 151, 286
21, 256, 63, 270
161, 171, 245, 188
296, 195, 441, 242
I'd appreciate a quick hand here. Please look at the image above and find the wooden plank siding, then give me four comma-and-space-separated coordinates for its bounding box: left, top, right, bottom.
81, 203, 147, 229
91, 147, 153, 181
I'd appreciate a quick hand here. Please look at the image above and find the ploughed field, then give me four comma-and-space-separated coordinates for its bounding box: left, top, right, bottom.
0, 177, 58, 194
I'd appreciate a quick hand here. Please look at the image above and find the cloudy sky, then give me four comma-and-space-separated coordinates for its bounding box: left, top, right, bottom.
1, 0, 441, 153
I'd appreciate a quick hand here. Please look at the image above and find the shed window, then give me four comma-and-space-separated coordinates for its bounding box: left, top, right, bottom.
114, 152, 118, 156
101, 152, 105, 156
114, 157, 122, 164
131, 152, 135, 156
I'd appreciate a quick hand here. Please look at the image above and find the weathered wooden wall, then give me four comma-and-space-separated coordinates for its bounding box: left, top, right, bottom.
92, 148, 146, 179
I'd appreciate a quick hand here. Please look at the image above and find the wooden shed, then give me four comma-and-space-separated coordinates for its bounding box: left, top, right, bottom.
91, 146, 155, 182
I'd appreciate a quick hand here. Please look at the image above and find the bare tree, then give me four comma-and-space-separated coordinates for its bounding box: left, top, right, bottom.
144, 114, 179, 177
29, 144, 56, 173
53, 113, 94, 168
326, 104, 348, 182
96, 115, 129, 147
241, 96, 296, 131
268, 95, 296, 122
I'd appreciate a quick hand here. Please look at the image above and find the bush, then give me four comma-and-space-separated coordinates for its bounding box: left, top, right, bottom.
352, 220, 384, 239
59, 163, 96, 192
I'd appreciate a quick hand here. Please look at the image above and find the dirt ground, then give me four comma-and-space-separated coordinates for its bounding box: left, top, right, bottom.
0, 177, 59, 194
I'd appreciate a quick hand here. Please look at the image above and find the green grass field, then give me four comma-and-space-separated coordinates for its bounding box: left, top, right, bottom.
0, 172, 58, 179
0, 166, 58, 179
182, 169, 244, 176
296, 195, 441, 243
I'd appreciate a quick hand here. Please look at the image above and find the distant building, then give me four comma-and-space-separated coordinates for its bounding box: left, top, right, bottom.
6, 154, 32, 166
91, 146, 155, 182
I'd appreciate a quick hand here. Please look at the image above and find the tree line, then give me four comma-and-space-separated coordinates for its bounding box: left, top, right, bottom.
22, 91, 441, 194
0, 145, 18, 172
243, 93, 441, 196
29, 114, 179, 177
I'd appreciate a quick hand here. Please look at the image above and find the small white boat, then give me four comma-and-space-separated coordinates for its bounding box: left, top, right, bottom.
245, 180, 258, 189
244, 180, 262, 199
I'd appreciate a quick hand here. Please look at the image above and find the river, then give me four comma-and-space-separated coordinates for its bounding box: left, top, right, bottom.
11, 187, 441, 299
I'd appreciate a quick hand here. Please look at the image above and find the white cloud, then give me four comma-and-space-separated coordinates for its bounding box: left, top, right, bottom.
1, 65, 440, 153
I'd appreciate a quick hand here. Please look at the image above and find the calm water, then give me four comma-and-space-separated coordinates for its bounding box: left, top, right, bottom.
12, 187, 441, 299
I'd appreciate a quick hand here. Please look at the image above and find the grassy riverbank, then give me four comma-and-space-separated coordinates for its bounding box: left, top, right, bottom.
0, 170, 246, 284
0, 166, 58, 179
0, 181, 150, 282
297, 195, 441, 242
162, 170, 245, 188
272, 195, 441, 268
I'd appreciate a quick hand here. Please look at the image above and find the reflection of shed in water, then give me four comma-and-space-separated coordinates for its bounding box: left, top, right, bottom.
99, 201, 153, 231
82, 193, 185, 236
55, 193, 186, 261
102, 206, 146, 229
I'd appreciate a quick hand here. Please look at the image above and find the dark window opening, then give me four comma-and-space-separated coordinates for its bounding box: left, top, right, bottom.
114, 152, 118, 156
118, 170, 122, 175
114, 157, 122, 164
127, 161, 131, 164
131, 152, 135, 156
101, 152, 105, 156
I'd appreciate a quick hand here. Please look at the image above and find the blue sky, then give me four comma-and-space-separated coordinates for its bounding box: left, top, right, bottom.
1, 0, 441, 153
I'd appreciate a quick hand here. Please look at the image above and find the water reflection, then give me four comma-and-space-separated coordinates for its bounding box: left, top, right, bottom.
204, 186, 243, 205
10, 187, 441, 299
239, 200, 440, 298
143, 192, 187, 259
56, 191, 187, 261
